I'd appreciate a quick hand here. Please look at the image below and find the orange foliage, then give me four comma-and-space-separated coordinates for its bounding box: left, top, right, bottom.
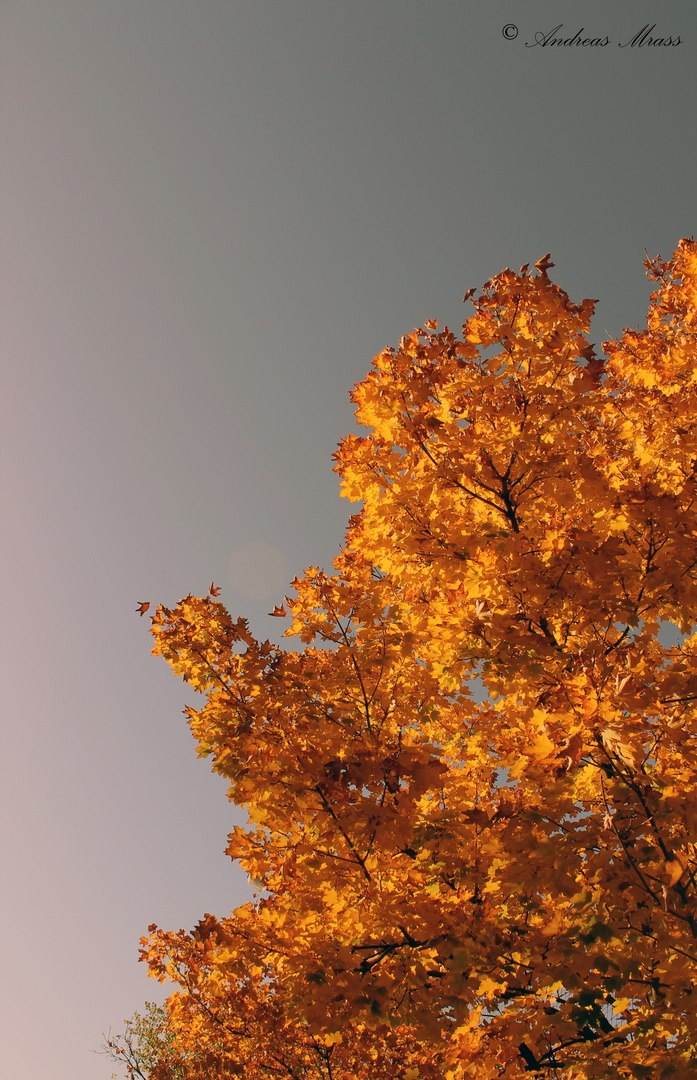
140, 240, 697, 1079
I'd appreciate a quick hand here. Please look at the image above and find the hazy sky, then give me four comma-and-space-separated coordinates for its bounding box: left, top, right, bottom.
2, 2, 696, 1077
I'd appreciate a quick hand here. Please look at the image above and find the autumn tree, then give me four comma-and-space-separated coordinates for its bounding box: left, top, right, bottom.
137, 240, 697, 1079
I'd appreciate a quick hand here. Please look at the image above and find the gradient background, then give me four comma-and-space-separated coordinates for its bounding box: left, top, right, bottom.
2, 2, 696, 1077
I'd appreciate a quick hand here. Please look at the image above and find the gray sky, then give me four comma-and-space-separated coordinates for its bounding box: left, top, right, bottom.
1, 2, 696, 1076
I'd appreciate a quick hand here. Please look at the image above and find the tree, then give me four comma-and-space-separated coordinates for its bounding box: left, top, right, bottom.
137, 240, 697, 1079
98, 1002, 185, 1079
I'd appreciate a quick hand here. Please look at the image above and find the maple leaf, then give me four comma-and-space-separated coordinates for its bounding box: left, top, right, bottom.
136, 601, 150, 617
601, 727, 636, 769
268, 604, 287, 617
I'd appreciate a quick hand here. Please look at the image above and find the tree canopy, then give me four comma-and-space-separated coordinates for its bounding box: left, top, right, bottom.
134, 240, 697, 1079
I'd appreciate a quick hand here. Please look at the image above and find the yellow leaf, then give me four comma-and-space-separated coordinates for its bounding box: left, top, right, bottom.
477, 975, 503, 998
527, 731, 555, 761
665, 852, 687, 886
541, 908, 563, 937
